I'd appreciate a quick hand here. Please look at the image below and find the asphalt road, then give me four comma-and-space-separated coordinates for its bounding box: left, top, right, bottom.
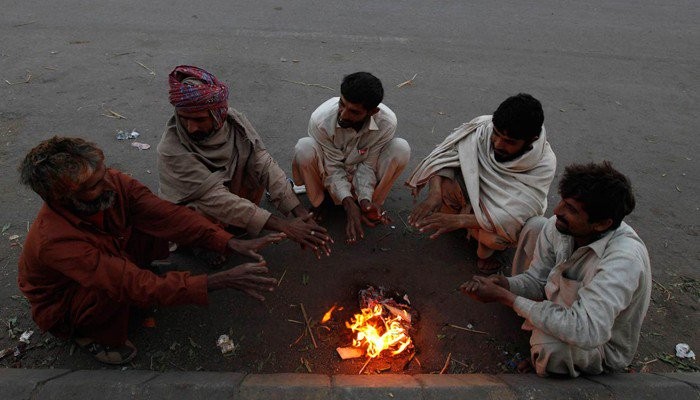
0, 0, 698, 372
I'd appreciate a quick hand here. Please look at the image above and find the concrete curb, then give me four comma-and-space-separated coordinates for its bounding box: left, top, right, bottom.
1, 369, 698, 399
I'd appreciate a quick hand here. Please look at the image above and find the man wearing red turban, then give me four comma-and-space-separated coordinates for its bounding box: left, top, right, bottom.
158, 66, 332, 263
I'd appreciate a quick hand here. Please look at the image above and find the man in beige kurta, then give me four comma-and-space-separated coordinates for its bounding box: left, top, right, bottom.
462, 162, 651, 377
292, 72, 410, 244
407, 94, 556, 273
158, 65, 332, 260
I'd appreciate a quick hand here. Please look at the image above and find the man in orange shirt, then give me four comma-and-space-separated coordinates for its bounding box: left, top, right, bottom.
18, 136, 284, 365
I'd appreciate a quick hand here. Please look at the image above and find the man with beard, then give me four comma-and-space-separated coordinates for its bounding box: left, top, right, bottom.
461, 162, 651, 377
18, 137, 285, 365
406, 94, 556, 274
158, 65, 331, 263
292, 72, 411, 243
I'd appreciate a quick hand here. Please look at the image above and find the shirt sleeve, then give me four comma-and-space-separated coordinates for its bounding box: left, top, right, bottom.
125, 176, 233, 252
512, 246, 646, 349
507, 221, 556, 300
354, 124, 396, 202
308, 118, 353, 201
41, 237, 208, 308
248, 138, 300, 215
188, 184, 271, 236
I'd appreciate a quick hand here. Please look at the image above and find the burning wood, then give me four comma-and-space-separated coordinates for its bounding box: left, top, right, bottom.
336, 286, 416, 361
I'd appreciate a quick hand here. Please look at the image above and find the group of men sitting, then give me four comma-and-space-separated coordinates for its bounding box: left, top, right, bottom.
17, 66, 651, 378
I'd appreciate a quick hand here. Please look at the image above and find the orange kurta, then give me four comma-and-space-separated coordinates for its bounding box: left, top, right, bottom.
18, 169, 233, 344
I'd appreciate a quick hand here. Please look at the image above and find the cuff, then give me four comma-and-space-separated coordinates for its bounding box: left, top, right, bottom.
513, 296, 536, 319
210, 229, 235, 254
186, 274, 209, 306
507, 276, 525, 297
247, 207, 272, 236
279, 192, 301, 215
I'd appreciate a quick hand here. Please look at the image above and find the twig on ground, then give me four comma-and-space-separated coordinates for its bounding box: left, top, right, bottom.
277, 269, 287, 287
439, 352, 452, 374
301, 357, 312, 372
101, 107, 127, 120
13, 21, 37, 27
448, 323, 488, 335
652, 279, 672, 301
5, 72, 32, 85
300, 303, 318, 348
451, 358, 470, 368
287, 319, 304, 324
396, 73, 418, 88
376, 231, 393, 243
289, 330, 306, 348
135, 61, 156, 76
280, 79, 335, 91
358, 357, 372, 374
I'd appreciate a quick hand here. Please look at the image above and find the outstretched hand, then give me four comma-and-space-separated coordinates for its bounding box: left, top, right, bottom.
207, 261, 277, 301
282, 213, 333, 259
414, 212, 467, 239
459, 275, 514, 306
408, 194, 442, 226
227, 233, 286, 261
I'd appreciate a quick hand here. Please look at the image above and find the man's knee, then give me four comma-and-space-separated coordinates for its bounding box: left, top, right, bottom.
380, 137, 411, 168
293, 137, 319, 165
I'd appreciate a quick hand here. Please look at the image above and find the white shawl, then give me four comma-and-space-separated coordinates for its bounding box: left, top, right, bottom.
406, 115, 556, 243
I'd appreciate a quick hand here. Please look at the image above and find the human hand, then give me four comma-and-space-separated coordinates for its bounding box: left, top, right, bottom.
343, 197, 365, 244
227, 233, 286, 261
459, 275, 513, 305
414, 212, 466, 239
207, 261, 277, 301
283, 213, 333, 259
359, 199, 390, 225
408, 194, 442, 226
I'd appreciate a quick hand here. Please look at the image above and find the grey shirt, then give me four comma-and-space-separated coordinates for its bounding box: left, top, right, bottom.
508, 216, 652, 369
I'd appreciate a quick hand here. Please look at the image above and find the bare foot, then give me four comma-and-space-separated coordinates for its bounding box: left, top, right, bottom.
517, 359, 534, 373
476, 257, 502, 274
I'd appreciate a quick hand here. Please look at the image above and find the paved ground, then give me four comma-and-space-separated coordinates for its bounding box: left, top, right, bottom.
0, 0, 698, 375
2, 369, 700, 399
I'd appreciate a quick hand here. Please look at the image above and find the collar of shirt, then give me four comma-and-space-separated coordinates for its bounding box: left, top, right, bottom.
561, 225, 618, 260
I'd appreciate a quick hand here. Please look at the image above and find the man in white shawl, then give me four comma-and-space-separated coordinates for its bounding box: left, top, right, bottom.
406, 94, 556, 273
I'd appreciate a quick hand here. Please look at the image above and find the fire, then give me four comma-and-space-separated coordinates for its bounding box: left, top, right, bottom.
321, 305, 340, 323
346, 304, 412, 358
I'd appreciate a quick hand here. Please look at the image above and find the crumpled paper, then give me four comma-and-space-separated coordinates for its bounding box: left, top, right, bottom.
676, 343, 696, 359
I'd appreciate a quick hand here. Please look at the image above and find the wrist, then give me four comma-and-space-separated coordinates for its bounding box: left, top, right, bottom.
498, 290, 516, 308
207, 274, 223, 292
342, 197, 357, 210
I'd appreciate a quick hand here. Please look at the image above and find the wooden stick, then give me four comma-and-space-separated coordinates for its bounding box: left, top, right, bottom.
280, 79, 335, 91
448, 323, 488, 335
439, 352, 452, 374
358, 357, 372, 374
287, 319, 303, 324
300, 303, 318, 348
396, 73, 418, 88
135, 61, 156, 75
277, 269, 287, 287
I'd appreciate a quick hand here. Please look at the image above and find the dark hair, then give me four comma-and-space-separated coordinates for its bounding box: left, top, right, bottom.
559, 161, 635, 229
340, 72, 384, 111
492, 93, 544, 141
19, 136, 104, 201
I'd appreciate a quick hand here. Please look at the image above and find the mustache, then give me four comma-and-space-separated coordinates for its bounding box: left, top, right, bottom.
70, 190, 116, 215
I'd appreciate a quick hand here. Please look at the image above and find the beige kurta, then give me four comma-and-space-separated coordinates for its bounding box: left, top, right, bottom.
406, 115, 556, 245
157, 108, 299, 235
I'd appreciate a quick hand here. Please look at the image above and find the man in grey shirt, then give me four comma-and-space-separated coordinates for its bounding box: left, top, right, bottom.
462, 161, 651, 377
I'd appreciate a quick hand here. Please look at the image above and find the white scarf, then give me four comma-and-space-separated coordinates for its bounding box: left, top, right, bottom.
406, 115, 556, 243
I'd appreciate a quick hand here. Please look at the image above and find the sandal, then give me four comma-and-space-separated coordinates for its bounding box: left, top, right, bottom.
76, 338, 137, 365
476, 257, 502, 275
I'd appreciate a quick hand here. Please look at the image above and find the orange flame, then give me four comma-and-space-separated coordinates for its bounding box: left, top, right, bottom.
346, 304, 411, 358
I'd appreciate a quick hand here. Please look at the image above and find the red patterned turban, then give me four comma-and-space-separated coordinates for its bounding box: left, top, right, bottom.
168, 65, 229, 127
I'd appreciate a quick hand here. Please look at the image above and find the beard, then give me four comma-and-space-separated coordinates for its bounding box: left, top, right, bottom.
68, 190, 116, 216
188, 129, 216, 143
